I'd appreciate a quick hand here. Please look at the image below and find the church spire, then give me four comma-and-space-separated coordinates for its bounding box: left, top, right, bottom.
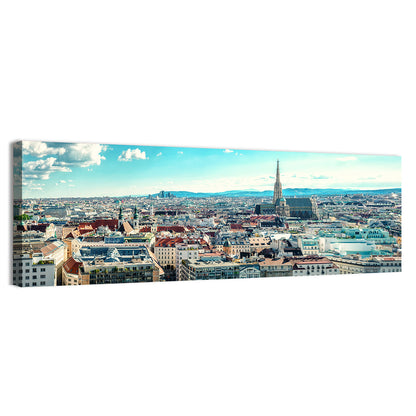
273, 159, 283, 204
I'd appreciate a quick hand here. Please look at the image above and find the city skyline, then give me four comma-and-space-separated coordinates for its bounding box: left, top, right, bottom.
18, 141, 401, 198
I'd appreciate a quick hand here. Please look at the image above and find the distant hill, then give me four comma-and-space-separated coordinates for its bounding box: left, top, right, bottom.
145, 188, 401, 198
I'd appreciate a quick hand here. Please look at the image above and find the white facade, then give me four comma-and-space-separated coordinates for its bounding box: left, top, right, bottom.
298, 238, 320, 255
175, 243, 200, 280
13, 253, 55, 287
154, 245, 177, 267
319, 237, 376, 256
374, 257, 402, 273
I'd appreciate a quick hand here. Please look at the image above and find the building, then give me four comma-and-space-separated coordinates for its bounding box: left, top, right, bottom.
39, 240, 66, 285
373, 256, 402, 273
254, 204, 276, 215
298, 238, 320, 255
175, 242, 201, 280
341, 228, 396, 244
319, 237, 378, 258
13, 252, 55, 287
259, 257, 293, 277
289, 256, 339, 276
271, 159, 319, 220
62, 243, 160, 285
328, 255, 382, 274
154, 237, 184, 271
329, 255, 401, 274
285, 197, 319, 220
43, 206, 70, 218
181, 258, 260, 280
223, 238, 250, 258
272, 160, 290, 217
249, 236, 271, 253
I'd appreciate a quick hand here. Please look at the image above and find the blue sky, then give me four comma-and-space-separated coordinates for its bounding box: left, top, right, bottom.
18, 141, 401, 198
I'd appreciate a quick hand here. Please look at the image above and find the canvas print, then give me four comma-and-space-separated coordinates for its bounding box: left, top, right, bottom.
12, 141, 402, 287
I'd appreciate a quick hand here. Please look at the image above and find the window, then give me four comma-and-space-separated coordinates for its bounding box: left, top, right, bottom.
25, 269, 30, 273
32, 282, 37, 286
40, 275, 46, 278
40, 282, 46, 286
41, 268, 45, 272
25, 283, 29, 287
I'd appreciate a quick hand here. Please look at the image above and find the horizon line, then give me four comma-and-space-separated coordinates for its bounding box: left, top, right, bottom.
19, 186, 402, 200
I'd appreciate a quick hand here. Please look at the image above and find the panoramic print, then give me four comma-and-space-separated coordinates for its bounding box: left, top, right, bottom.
12, 141, 402, 287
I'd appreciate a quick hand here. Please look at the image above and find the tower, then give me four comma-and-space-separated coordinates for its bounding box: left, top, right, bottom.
272, 159, 283, 204
151, 221, 158, 234
133, 206, 140, 229
273, 159, 290, 218
118, 205, 123, 228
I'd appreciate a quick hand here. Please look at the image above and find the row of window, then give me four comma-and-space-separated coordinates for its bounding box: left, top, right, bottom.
14, 274, 47, 279
22, 282, 47, 287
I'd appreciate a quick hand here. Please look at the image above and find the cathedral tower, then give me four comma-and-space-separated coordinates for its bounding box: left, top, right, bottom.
273, 159, 283, 204
273, 159, 290, 217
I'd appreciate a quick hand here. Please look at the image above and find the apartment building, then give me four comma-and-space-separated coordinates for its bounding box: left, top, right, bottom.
298, 238, 320, 256
249, 236, 271, 253
181, 258, 261, 280
175, 242, 201, 280
13, 252, 55, 287
290, 256, 339, 276
329, 255, 401, 274
259, 258, 293, 277
154, 237, 183, 270
62, 244, 160, 285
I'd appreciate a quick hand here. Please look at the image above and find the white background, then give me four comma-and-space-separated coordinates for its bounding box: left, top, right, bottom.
1, 1, 415, 415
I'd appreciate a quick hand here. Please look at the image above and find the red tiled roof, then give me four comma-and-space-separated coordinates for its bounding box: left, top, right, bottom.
230, 224, 243, 230
79, 219, 119, 231
63, 257, 82, 275
157, 226, 186, 233
64, 230, 80, 239
155, 237, 184, 247
41, 242, 59, 257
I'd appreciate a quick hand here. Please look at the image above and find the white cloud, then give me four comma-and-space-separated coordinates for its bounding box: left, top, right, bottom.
59, 180, 66, 183
156, 152, 162, 157
23, 157, 72, 180
23, 141, 66, 157
118, 148, 147, 161
58, 143, 106, 167
177, 151, 183, 155
223, 149, 233, 153
336, 156, 357, 162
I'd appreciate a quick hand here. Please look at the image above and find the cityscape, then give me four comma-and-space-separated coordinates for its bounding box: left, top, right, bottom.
12, 141, 402, 287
